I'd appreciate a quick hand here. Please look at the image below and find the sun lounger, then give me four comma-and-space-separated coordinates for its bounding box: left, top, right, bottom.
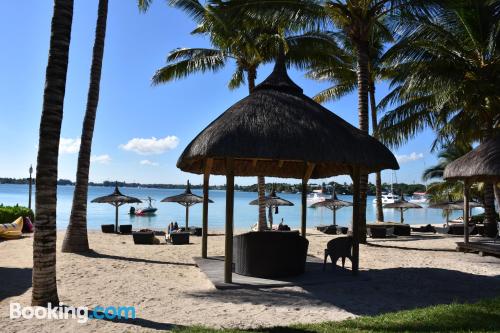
323, 236, 353, 270
411, 224, 437, 233
167, 232, 190, 245
368, 227, 388, 238
132, 231, 159, 245
119, 224, 132, 234
101, 224, 115, 233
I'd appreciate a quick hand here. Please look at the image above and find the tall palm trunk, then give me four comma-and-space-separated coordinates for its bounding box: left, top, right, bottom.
369, 79, 383, 222
355, 40, 370, 243
62, 0, 108, 253
32, 0, 74, 307
247, 66, 267, 231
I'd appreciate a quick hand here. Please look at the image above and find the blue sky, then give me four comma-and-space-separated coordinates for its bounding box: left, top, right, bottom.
0, 0, 438, 186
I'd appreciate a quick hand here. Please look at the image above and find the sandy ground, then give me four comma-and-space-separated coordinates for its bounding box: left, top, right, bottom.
1, 228, 500, 332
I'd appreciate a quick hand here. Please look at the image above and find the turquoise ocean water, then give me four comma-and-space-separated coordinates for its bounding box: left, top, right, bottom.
0, 184, 480, 231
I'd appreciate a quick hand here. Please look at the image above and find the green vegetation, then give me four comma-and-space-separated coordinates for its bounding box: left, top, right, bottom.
0, 205, 34, 224
172, 297, 500, 333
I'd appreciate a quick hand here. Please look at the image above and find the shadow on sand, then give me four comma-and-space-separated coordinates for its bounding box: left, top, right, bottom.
365, 242, 457, 252
187, 266, 500, 317
77, 250, 196, 267
0, 267, 32, 301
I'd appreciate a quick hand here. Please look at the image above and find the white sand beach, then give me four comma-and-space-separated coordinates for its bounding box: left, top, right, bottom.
1, 229, 500, 332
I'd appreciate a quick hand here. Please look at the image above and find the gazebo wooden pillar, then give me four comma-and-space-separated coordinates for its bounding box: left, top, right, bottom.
463, 180, 470, 244
351, 167, 360, 275
301, 163, 315, 237
225, 158, 235, 283
202, 158, 213, 258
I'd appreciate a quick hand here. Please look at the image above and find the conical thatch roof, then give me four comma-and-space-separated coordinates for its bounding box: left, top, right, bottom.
444, 136, 500, 181
91, 184, 142, 205
249, 190, 294, 207
310, 192, 352, 210
161, 181, 214, 206
177, 59, 399, 179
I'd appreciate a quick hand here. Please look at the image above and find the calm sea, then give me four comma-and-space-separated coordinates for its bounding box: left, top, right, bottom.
0, 184, 480, 231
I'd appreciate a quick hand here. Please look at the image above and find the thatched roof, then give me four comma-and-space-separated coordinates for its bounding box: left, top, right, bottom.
310, 192, 352, 210
161, 181, 213, 206
428, 201, 465, 211
177, 59, 399, 179
444, 136, 500, 181
249, 190, 294, 207
91, 184, 142, 205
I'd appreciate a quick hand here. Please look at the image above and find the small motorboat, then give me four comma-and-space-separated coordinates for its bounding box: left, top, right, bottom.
307, 191, 327, 206
131, 197, 158, 216
409, 192, 430, 204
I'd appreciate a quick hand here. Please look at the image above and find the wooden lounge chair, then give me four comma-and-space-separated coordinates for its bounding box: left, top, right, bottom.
323, 236, 353, 270
368, 227, 387, 238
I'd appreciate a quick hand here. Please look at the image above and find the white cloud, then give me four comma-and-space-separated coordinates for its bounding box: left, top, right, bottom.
140, 159, 159, 166
59, 138, 80, 154
396, 152, 424, 164
91, 154, 111, 164
120, 136, 179, 155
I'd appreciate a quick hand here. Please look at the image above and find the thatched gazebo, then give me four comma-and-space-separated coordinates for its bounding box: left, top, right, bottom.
444, 136, 500, 244
91, 184, 142, 233
310, 191, 352, 227
177, 57, 399, 282
249, 189, 294, 228
383, 191, 422, 223
161, 180, 213, 230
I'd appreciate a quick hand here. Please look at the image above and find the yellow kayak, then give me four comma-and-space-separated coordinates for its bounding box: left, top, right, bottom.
0, 217, 24, 239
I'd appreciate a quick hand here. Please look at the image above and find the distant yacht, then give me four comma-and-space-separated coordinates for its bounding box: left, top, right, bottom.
374, 192, 401, 204
409, 192, 429, 204
307, 190, 327, 206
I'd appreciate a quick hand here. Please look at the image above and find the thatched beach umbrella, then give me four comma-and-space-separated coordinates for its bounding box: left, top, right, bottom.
427, 195, 480, 226
249, 189, 294, 228
444, 136, 500, 243
177, 56, 399, 282
383, 191, 422, 223
161, 181, 213, 230
91, 184, 142, 232
310, 191, 352, 227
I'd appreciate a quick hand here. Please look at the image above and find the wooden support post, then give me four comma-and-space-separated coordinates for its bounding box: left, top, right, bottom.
301, 163, 315, 238
333, 207, 337, 227
400, 208, 404, 224
225, 158, 235, 283
351, 167, 360, 275
464, 180, 470, 244
115, 204, 119, 233
185, 205, 189, 230
202, 159, 212, 259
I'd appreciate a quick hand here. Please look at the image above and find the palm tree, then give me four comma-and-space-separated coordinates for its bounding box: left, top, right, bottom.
62, 0, 109, 253
32, 0, 74, 307
378, 0, 500, 235
306, 29, 390, 222
146, 0, 318, 230
422, 143, 473, 181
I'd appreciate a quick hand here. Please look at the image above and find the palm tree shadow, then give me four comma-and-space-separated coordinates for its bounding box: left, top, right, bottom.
88, 309, 183, 331
0, 267, 32, 301
77, 250, 196, 267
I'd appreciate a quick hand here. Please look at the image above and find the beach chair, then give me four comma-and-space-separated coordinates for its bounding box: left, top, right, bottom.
101, 224, 115, 233
323, 236, 353, 270
368, 227, 387, 238
119, 224, 132, 234
132, 231, 159, 245
167, 232, 190, 245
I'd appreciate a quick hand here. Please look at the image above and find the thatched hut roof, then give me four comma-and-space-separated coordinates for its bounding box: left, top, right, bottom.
161, 181, 213, 207
177, 59, 399, 179
384, 200, 422, 209
444, 136, 500, 181
91, 184, 142, 205
249, 190, 294, 207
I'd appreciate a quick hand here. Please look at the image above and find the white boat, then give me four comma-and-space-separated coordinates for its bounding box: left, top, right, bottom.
373, 192, 401, 204
307, 191, 326, 206
409, 192, 429, 204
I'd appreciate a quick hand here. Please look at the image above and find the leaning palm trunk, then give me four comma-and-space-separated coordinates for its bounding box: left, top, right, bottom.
32, 0, 74, 306
369, 80, 384, 222
247, 67, 267, 231
355, 40, 370, 243
62, 0, 108, 253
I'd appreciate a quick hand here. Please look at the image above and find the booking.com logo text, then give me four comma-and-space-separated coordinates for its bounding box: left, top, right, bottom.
10, 302, 136, 324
